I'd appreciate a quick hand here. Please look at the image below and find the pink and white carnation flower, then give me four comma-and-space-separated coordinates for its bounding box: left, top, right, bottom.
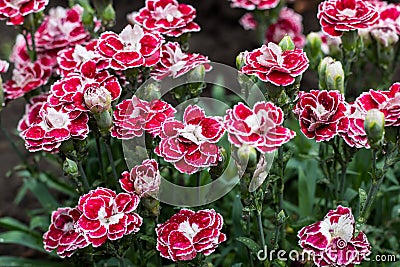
48, 71, 121, 112
155, 105, 225, 174
57, 39, 110, 77
224, 102, 295, 153
151, 42, 211, 80
266, 7, 306, 48
230, 0, 280, 10
43, 207, 89, 258
18, 102, 89, 152
128, 0, 200, 37
156, 209, 226, 261
293, 90, 349, 142
241, 42, 309, 86
35, 5, 91, 54
111, 97, 176, 139
317, 0, 379, 37
298, 205, 371, 267
97, 24, 163, 70
77, 188, 143, 247
0, 0, 48, 25
239, 13, 257, 31
0, 59, 9, 73
3, 57, 52, 100
120, 159, 161, 197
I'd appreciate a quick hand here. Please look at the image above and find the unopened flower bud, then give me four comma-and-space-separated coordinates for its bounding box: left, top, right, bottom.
94, 110, 113, 134
63, 158, 79, 177
325, 60, 345, 93
236, 52, 246, 70
137, 81, 161, 101
341, 30, 359, 51
279, 35, 295, 51
318, 57, 335, 90
209, 147, 227, 180
237, 144, 258, 171
277, 210, 287, 224
102, 3, 116, 23
84, 86, 112, 114
364, 109, 385, 146
306, 32, 323, 57
187, 65, 206, 96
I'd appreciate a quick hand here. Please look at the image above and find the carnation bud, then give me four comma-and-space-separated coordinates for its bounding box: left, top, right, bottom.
209, 147, 227, 180
364, 109, 385, 146
137, 81, 161, 102
305, 32, 323, 69
341, 30, 359, 51
279, 35, 295, 51
63, 158, 79, 177
276, 210, 287, 224
187, 65, 206, 97
325, 60, 345, 94
236, 52, 246, 70
237, 144, 258, 171
84, 86, 112, 114
101, 3, 116, 23
318, 57, 335, 90
94, 111, 113, 135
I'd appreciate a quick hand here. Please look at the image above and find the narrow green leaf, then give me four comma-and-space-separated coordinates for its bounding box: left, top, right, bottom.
0, 257, 72, 267
232, 194, 244, 238
38, 173, 76, 196
232, 263, 243, 267
23, 178, 58, 212
358, 188, 368, 213
0, 231, 45, 252
138, 234, 156, 245
29, 216, 50, 231
0, 217, 40, 238
236, 237, 261, 254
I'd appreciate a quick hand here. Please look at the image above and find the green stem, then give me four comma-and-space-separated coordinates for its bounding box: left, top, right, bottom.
246, 214, 255, 267
78, 161, 90, 192
28, 13, 37, 61
105, 137, 120, 191
94, 132, 106, 182
256, 211, 266, 250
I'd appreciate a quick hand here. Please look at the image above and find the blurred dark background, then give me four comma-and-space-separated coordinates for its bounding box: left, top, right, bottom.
0, 0, 322, 257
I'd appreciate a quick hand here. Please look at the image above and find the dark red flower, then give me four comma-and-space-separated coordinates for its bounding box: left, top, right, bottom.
128, 0, 200, 37
156, 209, 226, 261
18, 103, 89, 152
266, 8, 306, 48
43, 207, 89, 258
230, 0, 280, 10
241, 42, 309, 86
224, 102, 295, 153
3, 57, 52, 100
155, 105, 224, 174
150, 42, 211, 80
298, 206, 371, 267
77, 188, 142, 247
96, 24, 163, 70
317, 0, 379, 37
293, 90, 349, 142
0, 0, 48, 25
120, 159, 161, 197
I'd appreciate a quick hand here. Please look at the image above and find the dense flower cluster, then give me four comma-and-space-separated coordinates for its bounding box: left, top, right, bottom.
230, 0, 280, 10
224, 102, 295, 153
293, 90, 349, 142
298, 206, 371, 266
120, 159, 161, 197
156, 209, 226, 261
155, 105, 225, 174
317, 0, 379, 37
265, 8, 306, 48
151, 42, 211, 80
241, 42, 309, 86
128, 0, 200, 37
0, 0, 48, 25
